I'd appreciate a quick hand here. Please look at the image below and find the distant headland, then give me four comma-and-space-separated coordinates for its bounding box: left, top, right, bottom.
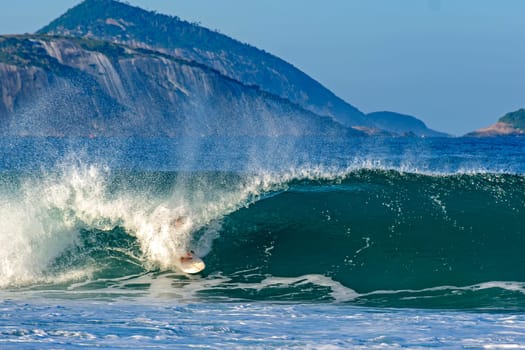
466, 109, 525, 137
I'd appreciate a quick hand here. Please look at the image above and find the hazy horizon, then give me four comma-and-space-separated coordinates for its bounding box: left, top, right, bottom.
1, 0, 524, 135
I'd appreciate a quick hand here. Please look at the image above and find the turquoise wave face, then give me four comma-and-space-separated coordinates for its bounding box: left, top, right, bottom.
201, 171, 525, 307
2, 168, 525, 308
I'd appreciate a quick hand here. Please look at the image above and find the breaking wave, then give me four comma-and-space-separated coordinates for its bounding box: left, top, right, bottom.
1, 161, 524, 309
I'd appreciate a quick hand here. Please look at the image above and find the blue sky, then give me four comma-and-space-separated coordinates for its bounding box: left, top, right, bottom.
1, 0, 524, 135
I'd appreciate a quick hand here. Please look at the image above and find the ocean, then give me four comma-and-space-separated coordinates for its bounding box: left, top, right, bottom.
1, 136, 525, 349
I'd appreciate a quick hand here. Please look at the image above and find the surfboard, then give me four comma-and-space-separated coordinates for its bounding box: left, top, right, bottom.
179, 254, 205, 274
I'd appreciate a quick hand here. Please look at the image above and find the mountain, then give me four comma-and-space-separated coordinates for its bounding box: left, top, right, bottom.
38, 0, 371, 128
466, 109, 525, 137
366, 111, 449, 137
0, 35, 361, 137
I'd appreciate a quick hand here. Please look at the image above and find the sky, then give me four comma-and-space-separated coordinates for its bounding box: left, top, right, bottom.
1, 0, 524, 135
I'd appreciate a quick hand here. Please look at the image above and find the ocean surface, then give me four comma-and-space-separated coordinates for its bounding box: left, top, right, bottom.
1, 136, 525, 349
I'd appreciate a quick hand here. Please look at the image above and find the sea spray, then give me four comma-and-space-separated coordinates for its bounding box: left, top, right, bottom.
0, 159, 329, 287
0, 157, 350, 288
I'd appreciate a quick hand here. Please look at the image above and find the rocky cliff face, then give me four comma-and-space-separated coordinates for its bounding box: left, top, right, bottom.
0, 36, 359, 137
38, 0, 370, 128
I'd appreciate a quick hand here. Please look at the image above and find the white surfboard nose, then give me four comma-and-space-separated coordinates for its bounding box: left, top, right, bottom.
179, 254, 206, 274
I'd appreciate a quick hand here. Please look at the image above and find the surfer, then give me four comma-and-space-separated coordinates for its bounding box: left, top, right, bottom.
180, 251, 195, 263
171, 216, 194, 260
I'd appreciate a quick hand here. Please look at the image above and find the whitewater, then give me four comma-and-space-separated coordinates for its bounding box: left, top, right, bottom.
1, 136, 525, 348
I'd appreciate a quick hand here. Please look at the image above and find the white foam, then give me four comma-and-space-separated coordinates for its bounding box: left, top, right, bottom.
361, 281, 525, 299
255, 274, 360, 302
0, 161, 304, 287
484, 345, 525, 349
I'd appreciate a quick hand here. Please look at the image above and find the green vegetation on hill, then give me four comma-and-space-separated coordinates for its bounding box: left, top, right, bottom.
0, 36, 72, 75
72, 38, 131, 61
0, 35, 128, 72
499, 109, 525, 130
39, 0, 251, 52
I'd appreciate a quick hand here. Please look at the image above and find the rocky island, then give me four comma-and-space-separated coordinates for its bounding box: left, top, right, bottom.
466, 109, 525, 137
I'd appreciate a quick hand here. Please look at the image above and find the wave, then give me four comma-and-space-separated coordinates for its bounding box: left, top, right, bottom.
1, 163, 525, 308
